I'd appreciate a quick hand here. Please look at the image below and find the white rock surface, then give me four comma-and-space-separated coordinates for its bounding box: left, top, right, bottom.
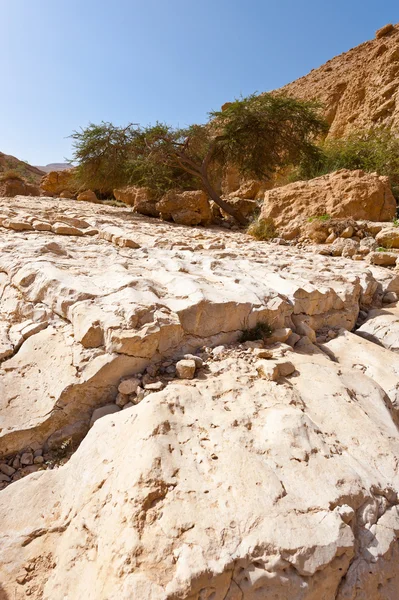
0, 195, 399, 599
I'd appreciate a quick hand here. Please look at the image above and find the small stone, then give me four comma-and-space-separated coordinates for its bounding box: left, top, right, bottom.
33, 449, 43, 458
118, 378, 141, 395
145, 364, 158, 377
136, 387, 145, 402
20, 465, 41, 475
52, 223, 84, 236
115, 393, 130, 408
253, 348, 273, 359
255, 360, 279, 381
325, 232, 336, 244
316, 336, 327, 344
0, 463, 16, 476
144, 381, 165, 391
34, 456, 45, 464
12, 456, 20, 469
266, 327, 292, 345
327, 330, 338, 340
122, 402, 134, 410
286, 332, 301, 347
276, 360, 296, 377
183, 354, 204, 368
212, 345, 226, 356
176, 359, 196, 379
20, 452, 34, 466
340, 226, 354, 238
90, 404, 121, 427
294, 321, 316, 343
383, 291, 398, 304
0, 473, 11, 483
165, 365, 176, 375
242, 341, 263, 349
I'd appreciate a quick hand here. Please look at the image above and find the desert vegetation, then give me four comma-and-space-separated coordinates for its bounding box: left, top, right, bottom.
291, 128, 399, 200
71, 93, 327, 223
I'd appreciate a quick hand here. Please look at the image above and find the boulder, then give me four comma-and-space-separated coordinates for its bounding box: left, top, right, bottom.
77, 190, 99, 203
156, 190, 212, 225
222, 197, 259, 220
0, 178, 40, 197
260, 170, 397, 232
114, 186, 159, 216
40, 169, 76, 197
368, 251, 398, 266
375, 228, 399, 249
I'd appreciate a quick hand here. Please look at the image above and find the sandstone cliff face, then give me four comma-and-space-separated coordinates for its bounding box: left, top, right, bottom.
279, 23, 399, 137
40, 169, 77, 197
0, 195, 399, 598
260, 169, 396, 233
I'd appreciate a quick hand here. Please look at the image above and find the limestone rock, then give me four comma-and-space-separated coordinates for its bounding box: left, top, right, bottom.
90, 404, 121, 427
77, 190, 99, 203
40, 169, 76, 196
0, 195, 399, 598
176, 358, 196, 379
375, 227, 399, 249
156, 190, 212, 226
114, 186, 159, 216
261, 170, 396, 232
368, 251, 398, 266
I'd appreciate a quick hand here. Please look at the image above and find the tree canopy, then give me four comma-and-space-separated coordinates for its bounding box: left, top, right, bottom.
71, 93, 328, 223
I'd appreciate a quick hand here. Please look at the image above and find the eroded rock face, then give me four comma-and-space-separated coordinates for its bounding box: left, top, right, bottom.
156, 189, 212, 226
40, 168, 77, 197
1, 194, 399, 599
279, 23, 399, 137
261, 169, 396, 232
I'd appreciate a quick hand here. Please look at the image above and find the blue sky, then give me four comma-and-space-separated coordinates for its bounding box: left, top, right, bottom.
2, 0, 398, 165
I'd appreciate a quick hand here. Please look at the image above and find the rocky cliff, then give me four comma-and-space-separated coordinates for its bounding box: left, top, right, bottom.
279, 23, 399, 138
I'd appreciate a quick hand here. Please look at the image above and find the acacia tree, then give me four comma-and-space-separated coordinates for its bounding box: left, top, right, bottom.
71, 94, 327, 223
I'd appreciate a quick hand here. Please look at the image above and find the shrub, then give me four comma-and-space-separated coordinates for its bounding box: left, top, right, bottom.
308, 214, 331, 223
291, 128, 399, 201
247, 217, 277, 240
0, 169, 24, 182
240, 322, 273, 342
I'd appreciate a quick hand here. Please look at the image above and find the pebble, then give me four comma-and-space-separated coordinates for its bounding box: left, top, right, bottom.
122, 402, 134, 410
34, 456, 45, 464
0, 463, 16, 477
115, 393, 130, 408
176, 359, 197, 380
183, 354, 204, 368
212, 346, 226, 357
144, 381, 165, 391
136, 387, 145, 402
20, 452, 34, 466
118, 378, 141, 395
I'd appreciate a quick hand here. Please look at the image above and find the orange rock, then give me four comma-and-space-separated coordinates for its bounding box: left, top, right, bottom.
260, 170, 396, 231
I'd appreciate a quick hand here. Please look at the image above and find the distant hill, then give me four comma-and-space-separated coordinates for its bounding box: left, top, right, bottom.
36, 163, 71, 173
0, 152, 44, 184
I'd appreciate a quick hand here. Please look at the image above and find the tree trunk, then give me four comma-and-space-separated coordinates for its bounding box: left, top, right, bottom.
200, 176, 247, 226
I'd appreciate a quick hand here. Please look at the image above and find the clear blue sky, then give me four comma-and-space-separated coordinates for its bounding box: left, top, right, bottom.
2, 0, 398, 166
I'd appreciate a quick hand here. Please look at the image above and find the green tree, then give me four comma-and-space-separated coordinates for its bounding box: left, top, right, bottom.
71, 94, 327, 223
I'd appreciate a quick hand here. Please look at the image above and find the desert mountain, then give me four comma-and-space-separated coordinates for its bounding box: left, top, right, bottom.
36, 162, 71, 173
279, 23, 399, 138
0, 151, 44, 184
